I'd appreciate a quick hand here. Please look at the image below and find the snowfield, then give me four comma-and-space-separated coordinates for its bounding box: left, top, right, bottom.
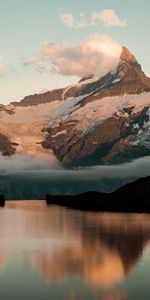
0, 91, 149, 156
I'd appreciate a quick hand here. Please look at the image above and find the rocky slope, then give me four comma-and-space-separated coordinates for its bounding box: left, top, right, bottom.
0, 47, 150, 166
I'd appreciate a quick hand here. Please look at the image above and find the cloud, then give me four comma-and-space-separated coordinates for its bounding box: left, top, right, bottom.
60, 9, 127, 28
0, 57, 5, 74
24, 59, 48, 73
0, 64, 5, 73
38, 35, 122, 78
92, 9, 127, 27
60, 13, 74, 28
60, 12, 87, 28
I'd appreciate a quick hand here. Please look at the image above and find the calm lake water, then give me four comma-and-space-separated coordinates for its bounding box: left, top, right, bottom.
0, 201, 150, 300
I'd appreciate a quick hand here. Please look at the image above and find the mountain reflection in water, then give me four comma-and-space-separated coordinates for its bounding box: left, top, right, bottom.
0, 201, 150, 300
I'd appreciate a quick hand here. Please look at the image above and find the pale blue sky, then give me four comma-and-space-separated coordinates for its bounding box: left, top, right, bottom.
0, 0, 150, 104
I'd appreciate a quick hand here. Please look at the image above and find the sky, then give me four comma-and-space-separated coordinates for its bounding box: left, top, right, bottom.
0, 0, 150, 104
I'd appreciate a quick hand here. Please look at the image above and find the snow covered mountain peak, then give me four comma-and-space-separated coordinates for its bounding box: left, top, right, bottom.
77, 47, 141, 84
0, 46, 150, 166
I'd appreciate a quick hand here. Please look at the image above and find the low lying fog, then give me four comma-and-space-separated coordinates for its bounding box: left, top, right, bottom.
0, 154, 149, 199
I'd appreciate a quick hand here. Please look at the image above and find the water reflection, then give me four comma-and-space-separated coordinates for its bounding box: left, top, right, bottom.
100, 292, 127, 300
29, 209, 150, 288
0, 201, 150, 299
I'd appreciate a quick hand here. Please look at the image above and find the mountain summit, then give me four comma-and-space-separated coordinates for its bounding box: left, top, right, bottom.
12, 47, 150, 107
0, 47, 150, 166
120, 46, 141, 69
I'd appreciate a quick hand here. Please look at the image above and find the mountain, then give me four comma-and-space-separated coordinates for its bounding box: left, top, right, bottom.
46, 176, 150, 212
0, 47, 150, 166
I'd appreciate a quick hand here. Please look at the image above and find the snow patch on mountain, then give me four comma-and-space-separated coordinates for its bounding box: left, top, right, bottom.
47, 94, 90, 122
112, 78, 121, 84
69, 92, 150, 131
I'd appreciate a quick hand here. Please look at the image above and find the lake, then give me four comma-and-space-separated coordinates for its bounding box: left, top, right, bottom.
0, 201, 150, 300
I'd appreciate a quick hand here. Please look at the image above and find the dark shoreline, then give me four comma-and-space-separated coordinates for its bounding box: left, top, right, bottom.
46, 176, 150, 213
46, 194, 150, 213
1, 176, 149, 213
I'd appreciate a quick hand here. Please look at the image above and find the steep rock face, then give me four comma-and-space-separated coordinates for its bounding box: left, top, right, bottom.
42, 106, 150, 166
0, 134, 16, 155
120, 46, 142, 70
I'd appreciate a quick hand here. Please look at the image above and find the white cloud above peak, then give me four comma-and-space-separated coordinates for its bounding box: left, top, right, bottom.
37, 35, 122, 78
92, 9, 127, 27
60, 9, 127, 28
